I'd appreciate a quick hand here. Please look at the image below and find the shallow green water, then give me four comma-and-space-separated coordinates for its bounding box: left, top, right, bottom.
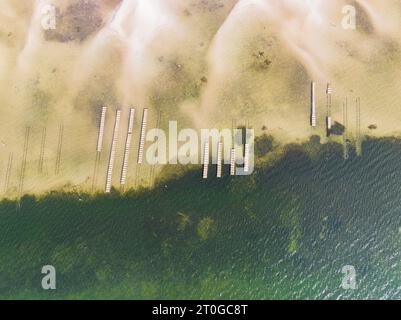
1, 136, 401, 299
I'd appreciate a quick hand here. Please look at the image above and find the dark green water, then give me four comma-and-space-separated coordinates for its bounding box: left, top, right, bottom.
1, 136, 401, 299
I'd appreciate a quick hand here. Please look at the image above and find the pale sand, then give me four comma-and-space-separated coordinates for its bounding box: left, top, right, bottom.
1, 0, 401, 197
